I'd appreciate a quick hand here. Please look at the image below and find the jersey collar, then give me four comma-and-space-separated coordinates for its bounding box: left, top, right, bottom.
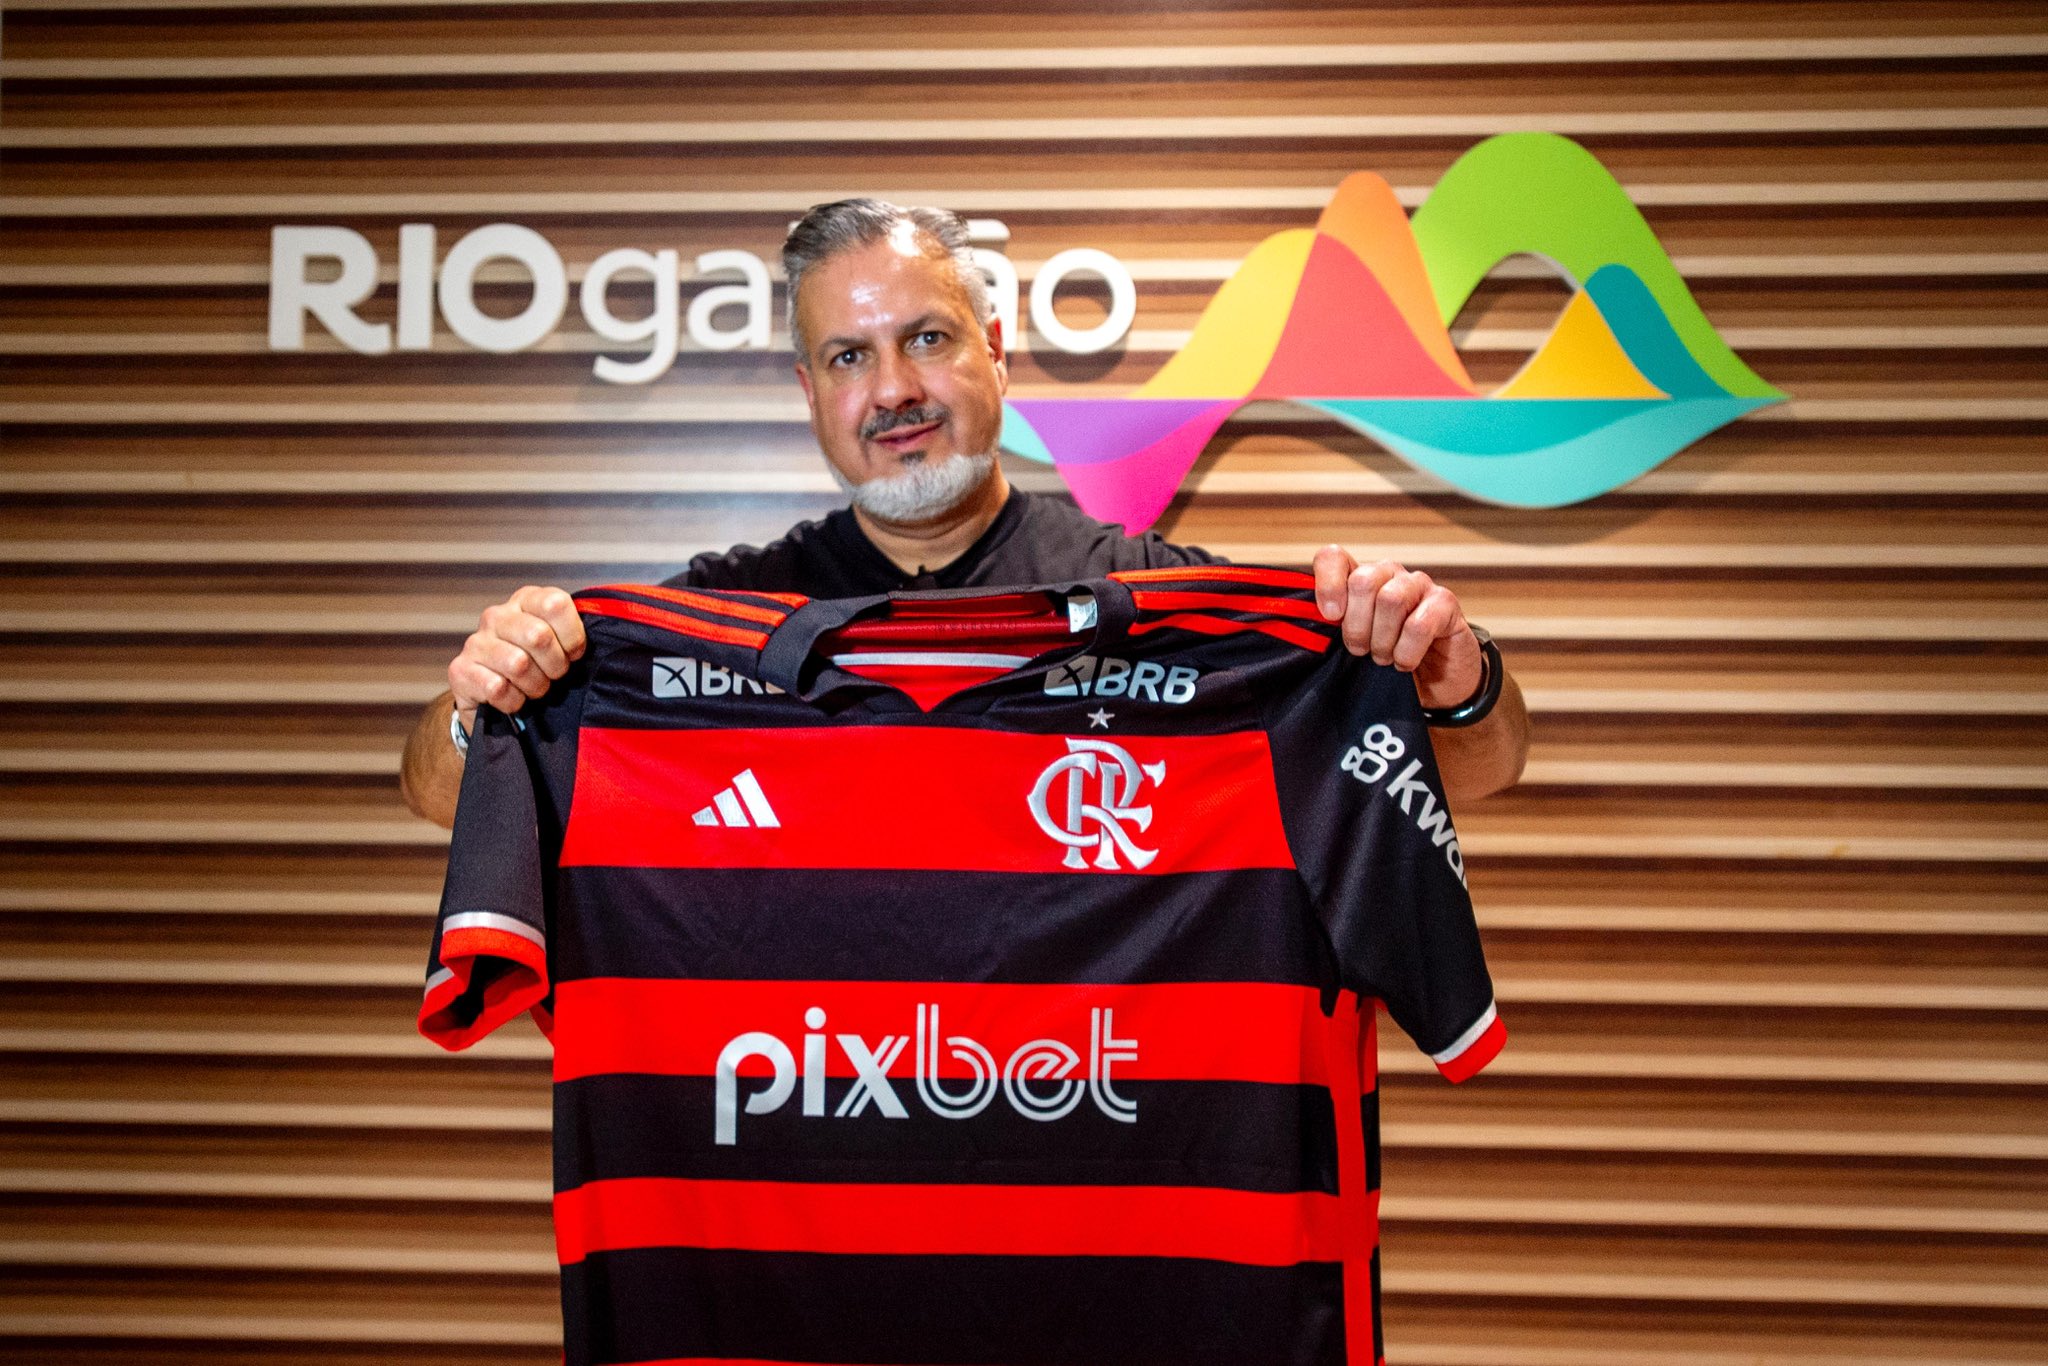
759, 576, 1138, 706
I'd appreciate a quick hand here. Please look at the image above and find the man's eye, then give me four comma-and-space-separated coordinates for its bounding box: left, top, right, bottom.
831, 348, 861, 367
911, 330, 945, 349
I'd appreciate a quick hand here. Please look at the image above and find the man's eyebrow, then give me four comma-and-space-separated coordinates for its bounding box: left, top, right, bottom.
812, 314, 950, 359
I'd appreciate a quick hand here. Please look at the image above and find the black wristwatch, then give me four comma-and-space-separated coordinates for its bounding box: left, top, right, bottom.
1421, 625, 1502, 728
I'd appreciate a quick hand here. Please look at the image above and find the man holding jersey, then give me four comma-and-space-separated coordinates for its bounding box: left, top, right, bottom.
400, 199, 1528, 823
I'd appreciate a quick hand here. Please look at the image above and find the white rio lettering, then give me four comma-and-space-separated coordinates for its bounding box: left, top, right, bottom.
269, 220, 1137, 383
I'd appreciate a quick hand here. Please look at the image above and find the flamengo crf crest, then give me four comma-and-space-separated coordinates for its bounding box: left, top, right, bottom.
1028, 739, 1166, 871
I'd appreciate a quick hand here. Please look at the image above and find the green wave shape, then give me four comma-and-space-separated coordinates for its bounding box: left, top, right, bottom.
1410, 132, 1784, 401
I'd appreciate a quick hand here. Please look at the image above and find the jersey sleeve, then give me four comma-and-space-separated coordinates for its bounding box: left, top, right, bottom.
1266, 656, 1505, 1082
418, 706, 553, 1050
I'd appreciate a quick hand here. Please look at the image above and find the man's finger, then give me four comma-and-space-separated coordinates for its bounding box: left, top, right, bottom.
503, 610, 573, 682
517, 585, 587, 661
1370, 568, 1429, 665
489, 637, 557, 700
1393, 584, 1463, 672
449, 655, 529, 717
1341, 561, 1398, 657
1312, 545, 1356, 622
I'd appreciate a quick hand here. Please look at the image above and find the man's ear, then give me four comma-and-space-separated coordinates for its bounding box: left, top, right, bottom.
793, 359, 816, 412
986, 316, 1009, 397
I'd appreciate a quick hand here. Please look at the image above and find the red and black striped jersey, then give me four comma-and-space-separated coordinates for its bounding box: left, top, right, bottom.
421, 566, 1504, 1366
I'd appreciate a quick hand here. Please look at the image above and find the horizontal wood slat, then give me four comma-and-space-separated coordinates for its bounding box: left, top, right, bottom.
8, 397, 2042, 423
11, 108, 2048, 148
10, 34, 2048, 72
9, 324, 2043, 355
7, 252, 2041, 288
9, 180, 2047, 218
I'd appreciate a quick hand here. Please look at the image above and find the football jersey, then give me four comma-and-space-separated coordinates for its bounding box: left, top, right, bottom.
420, 566, 1504, 1366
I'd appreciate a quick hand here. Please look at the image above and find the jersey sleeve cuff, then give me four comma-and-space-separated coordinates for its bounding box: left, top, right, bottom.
1430, 1001, 1505, 1083
418, 914, 551, 1051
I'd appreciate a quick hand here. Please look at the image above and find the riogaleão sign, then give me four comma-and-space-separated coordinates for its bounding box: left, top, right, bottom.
269, 133, 1782, 523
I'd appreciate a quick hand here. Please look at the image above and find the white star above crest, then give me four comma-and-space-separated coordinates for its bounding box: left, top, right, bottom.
1087, 708, 1114, 729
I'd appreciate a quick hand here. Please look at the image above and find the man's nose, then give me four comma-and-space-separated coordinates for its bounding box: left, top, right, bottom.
871, 346, 925, 410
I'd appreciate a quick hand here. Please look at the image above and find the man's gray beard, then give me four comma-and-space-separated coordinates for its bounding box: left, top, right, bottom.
833, 449, 998, 525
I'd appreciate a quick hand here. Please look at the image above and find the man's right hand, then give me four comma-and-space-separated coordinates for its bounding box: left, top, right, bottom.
400, 585, 586, 829
447, 585, 588, 730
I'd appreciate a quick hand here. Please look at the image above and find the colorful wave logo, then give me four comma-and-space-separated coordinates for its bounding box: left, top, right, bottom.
1001, 132, 1785, 529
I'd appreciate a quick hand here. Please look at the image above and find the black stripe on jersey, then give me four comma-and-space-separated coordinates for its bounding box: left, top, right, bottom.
553, 1074, 1340, 1197
550, 867, 1327, 988
563, 1247, 1346, 1366
1362, 1091, 1381, 1194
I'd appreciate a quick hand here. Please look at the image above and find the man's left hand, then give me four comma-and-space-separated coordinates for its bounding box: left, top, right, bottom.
1311, 545, 1482, 712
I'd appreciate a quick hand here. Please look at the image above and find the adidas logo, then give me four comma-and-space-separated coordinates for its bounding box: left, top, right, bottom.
692, 769, 780, 828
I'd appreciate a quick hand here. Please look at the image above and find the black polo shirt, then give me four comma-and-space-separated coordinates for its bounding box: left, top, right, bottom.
671, 488, 1221, 594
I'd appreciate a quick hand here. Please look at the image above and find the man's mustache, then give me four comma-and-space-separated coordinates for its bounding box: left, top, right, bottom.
862, 405, 947, 440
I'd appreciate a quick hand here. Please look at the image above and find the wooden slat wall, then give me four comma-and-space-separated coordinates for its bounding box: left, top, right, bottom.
2, 0, 2045, 1360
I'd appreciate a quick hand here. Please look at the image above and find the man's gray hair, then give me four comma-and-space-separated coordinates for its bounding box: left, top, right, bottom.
783, 198, 992, 359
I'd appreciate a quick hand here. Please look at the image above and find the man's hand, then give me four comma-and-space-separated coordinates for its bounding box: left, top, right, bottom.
399, 585, 586, 829
1311, 547, 1480, 709
448, 585, 588, 731
1310, 545, 1528, 801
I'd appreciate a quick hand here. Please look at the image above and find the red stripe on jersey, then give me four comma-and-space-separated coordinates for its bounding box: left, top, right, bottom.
577, 596, 771, 650
1127, 612, 1332, 654
1436, 1010, 1507, 1083
559, 725, 1295, 874
1129, 589, 1327, 623
554, 1176, 1344, 1268
1113, 566, 1316, 590
551, 978, 1339, 1088
1319, 993, 1379, 1366
587, 583, 792, 628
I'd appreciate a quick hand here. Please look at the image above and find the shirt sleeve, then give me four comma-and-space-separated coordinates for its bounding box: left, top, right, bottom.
1265, 654, 1504, 1082
418, 706, 553, 1050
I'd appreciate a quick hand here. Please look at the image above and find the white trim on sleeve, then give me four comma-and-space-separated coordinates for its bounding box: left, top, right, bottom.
1430, 1001, 1499, 1066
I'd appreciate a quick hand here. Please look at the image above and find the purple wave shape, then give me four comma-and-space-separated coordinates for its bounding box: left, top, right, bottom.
1005, 398, 1241, 532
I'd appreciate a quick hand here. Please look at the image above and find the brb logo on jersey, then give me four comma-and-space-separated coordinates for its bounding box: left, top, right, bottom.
714, 1002, 1139, 1145
1028, 738, 1166, 871
1043, 654, 1200, 704
653, 656, 783, 698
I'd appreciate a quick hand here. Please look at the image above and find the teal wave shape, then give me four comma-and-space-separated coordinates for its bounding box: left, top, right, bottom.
1582, 263, 1723, 400
1303, 397, 1773, 507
